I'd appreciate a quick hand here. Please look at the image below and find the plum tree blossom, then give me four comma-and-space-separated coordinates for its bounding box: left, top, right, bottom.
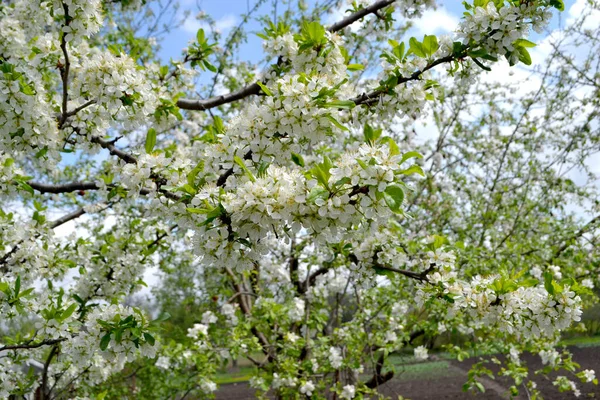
0, 0, 599, 398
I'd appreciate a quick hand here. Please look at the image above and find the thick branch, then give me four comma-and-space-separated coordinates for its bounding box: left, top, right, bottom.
29, 181, 100, 194
41, 345, 59, 400
28, 180, 155, 198
364, 352, 394, 389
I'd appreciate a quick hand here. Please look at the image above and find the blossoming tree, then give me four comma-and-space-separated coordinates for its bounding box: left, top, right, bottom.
0, 0, 598, 398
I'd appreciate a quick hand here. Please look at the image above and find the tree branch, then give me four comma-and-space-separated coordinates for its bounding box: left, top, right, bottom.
216, 150, 252, 187
90, 136, 137, 164
29, 181, 100, 194
177, 0, 398, 111
0, 337, 67, 353
27, 180, 156, 198
57, 2, 72, 129
328, 0, 395, 32
41, 345, 59, 400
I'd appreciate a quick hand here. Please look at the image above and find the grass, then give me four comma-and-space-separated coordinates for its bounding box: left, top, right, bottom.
212, 335, 600, 385
559, 335, 600, 348
214, 366, 254, 385
390, 357, 458, 381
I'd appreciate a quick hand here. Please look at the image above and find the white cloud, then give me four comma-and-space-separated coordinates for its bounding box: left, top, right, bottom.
182, 14, 238, 35
410, 7, 459, 36
567, 0, 600, 28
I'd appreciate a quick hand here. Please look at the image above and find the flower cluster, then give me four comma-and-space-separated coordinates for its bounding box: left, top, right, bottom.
457, 2, 552, 63
52, 0, 103, 43
70, 50, 157, 136
0, 62, 59, 156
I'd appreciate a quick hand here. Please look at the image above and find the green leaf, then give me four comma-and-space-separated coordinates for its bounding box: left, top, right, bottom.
549, 0, 564, 11
543, 271, 554, 296
471, 57, 491, 71
114, 328, 123, 343
143, 332, 156, 346
325, 115, 349, 132
514, 39, 536, 48
380, 137, 400, 156
59, 303, 78, 322
152, 312, 171, 323
14, 276, 20, 297
399, 164, 425, 177
422, 35, 439, 56
383, 185, 404, 213
97, 391, 108, 400
196, 28, 206, 43
234, 155, 256, 182
516, 46, 532, 66
256, 81, 273, 96
400, 151, 423, 165
408, 37, 426, 58
100, 333, 112, 351
322, 100, 355, 109
18, 181, 34, 195
347, 64, 365, 71
475, 382, 485, 393
35, 146, 48, 159
19, 288, 34, 298
203, 60, 217, 72
145, 128, 156, 154
392, 42, 406, 60
186, 207, 213, 214
291, 152, 305, 167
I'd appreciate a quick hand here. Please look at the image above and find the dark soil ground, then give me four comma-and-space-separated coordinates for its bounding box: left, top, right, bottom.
215, 344, 600, 399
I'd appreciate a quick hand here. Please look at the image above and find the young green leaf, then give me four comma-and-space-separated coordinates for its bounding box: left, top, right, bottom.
145, 128, 157, 154
256, 81, 273, 96
291, 152, 305, 167
234, 155, 256, 182
143, 332, 156, 346
100, 333, 112, 351
383, 185, 405, 213
408, 37, 426, 58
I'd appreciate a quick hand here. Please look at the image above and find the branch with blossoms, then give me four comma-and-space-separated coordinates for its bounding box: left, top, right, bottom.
176, 0, 397, 111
